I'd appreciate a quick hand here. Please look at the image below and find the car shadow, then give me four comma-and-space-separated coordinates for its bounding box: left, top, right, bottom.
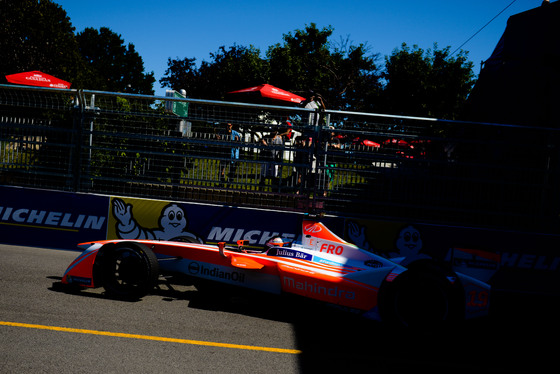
151, 284, 559, 372
47, 276, 558, 372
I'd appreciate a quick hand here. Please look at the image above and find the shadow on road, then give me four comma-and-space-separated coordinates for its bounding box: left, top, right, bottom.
49, 277, 558, 373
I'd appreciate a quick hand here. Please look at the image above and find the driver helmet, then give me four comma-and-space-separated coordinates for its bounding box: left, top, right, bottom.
265, 236, 286, 249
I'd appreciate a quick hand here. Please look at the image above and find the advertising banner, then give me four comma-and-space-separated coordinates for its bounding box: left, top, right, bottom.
106, 196, 342, 249
342, 217, 560, 293
0, 186, 108, 249
0, 186, 342, 251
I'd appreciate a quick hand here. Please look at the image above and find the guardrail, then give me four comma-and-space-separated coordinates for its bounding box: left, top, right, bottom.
2, 84, 559, 232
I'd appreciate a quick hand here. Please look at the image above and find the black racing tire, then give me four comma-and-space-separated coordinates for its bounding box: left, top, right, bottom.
378, 269, 460, 329
98, 242, 159, 300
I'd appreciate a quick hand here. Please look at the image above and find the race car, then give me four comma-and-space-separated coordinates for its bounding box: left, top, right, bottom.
60, 220, 490, 327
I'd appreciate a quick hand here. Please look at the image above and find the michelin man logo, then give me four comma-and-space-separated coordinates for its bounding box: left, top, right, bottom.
346, 221, 371, 251
112, 198, 202, 243
395, 225, 423, 258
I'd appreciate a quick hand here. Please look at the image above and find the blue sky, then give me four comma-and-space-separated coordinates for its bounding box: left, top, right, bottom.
54, 0, 546, 96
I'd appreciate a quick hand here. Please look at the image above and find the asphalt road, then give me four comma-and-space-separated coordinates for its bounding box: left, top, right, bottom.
1, 244, 557, 373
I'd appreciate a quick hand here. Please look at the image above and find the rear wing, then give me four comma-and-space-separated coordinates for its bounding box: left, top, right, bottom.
301, 220, 349, 249
301, 220, 392, 263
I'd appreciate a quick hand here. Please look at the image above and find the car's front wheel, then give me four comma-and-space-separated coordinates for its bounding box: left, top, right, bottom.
98, 242, 159, 300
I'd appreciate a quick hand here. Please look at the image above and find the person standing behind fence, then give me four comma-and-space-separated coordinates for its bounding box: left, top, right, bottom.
293, 136, 313, 194
259, 130, 285, 189
304, 93, 326, 126
271, 130, 284, 186
259, 131, 274, 189
218, 123, 241, 185
322, 126, 341, 196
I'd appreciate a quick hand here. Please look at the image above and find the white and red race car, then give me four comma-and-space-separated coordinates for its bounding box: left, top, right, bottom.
60, 220, 490, 327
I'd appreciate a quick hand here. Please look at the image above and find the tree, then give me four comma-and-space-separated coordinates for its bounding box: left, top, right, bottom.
267, 24, 333, 98
197, 44, 268, 99
160, 44, 267, 100
159, 25, 474, 118
76, 27, 155, 94
382, 43, 475, 119
266, 24, 381, 110
0, 0, 90, 87
330, 40, 382, 112
159, 57, 199, 96
160, 24, 381, 108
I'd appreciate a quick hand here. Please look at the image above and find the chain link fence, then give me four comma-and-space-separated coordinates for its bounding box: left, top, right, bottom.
2, 84, 559, 232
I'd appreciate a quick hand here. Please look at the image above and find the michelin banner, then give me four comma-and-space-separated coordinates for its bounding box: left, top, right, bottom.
0, 186, 108, 249
0, 186, 342, 250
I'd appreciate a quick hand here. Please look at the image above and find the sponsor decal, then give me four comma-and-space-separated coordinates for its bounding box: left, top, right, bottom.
314, 258, 344, 267
319, 243, 344, 255
283, 276, 355, 300
66, 276, 92, 286
270, 248, 311, 261
304, 222, 322, 234
364, 260, 384, 268
187, 261, 245, 283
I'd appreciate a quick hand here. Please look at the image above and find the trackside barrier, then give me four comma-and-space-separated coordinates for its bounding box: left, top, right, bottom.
1, 185, 559, 295
0, 185, 335, 251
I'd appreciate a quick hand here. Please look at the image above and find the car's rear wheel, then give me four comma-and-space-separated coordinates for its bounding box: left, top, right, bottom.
379, 269, 459, 329
98, 242, 159, 300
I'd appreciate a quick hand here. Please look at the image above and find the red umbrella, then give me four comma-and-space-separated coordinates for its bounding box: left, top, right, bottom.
362, 139, 381, 148
5, 70, 71, 89
228, 84, 305, 104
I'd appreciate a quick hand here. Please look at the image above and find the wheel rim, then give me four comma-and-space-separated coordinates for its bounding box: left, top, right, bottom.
104, 247, 149, 295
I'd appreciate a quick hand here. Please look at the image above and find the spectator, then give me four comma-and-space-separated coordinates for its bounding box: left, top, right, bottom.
304, 93, 326, 126
259, 131, 274, 188
218, 123, 241, 185
292, 136, 314, 194
259, 129, 285, 189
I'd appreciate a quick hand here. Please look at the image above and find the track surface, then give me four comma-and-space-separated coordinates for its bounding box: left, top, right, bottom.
1, 244, 557, 373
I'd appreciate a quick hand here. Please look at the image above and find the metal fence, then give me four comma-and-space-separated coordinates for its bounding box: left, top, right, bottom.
1, 84, 559, 232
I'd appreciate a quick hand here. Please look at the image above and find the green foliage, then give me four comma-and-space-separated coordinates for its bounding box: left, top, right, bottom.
1, 1, 476, 120
76, 27, 155, 94
159, 57, 199, 97
161, 24, 382, 112
266, 24, 382, 111
161, 44, 268, 100
0, 0, 90, 86
159, 25, 475, 118
1, 0, 154, 93
329, 40, 382, 112
382, 43, 475, 119
201, 44, 269, 99
267, 24, 334, 97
